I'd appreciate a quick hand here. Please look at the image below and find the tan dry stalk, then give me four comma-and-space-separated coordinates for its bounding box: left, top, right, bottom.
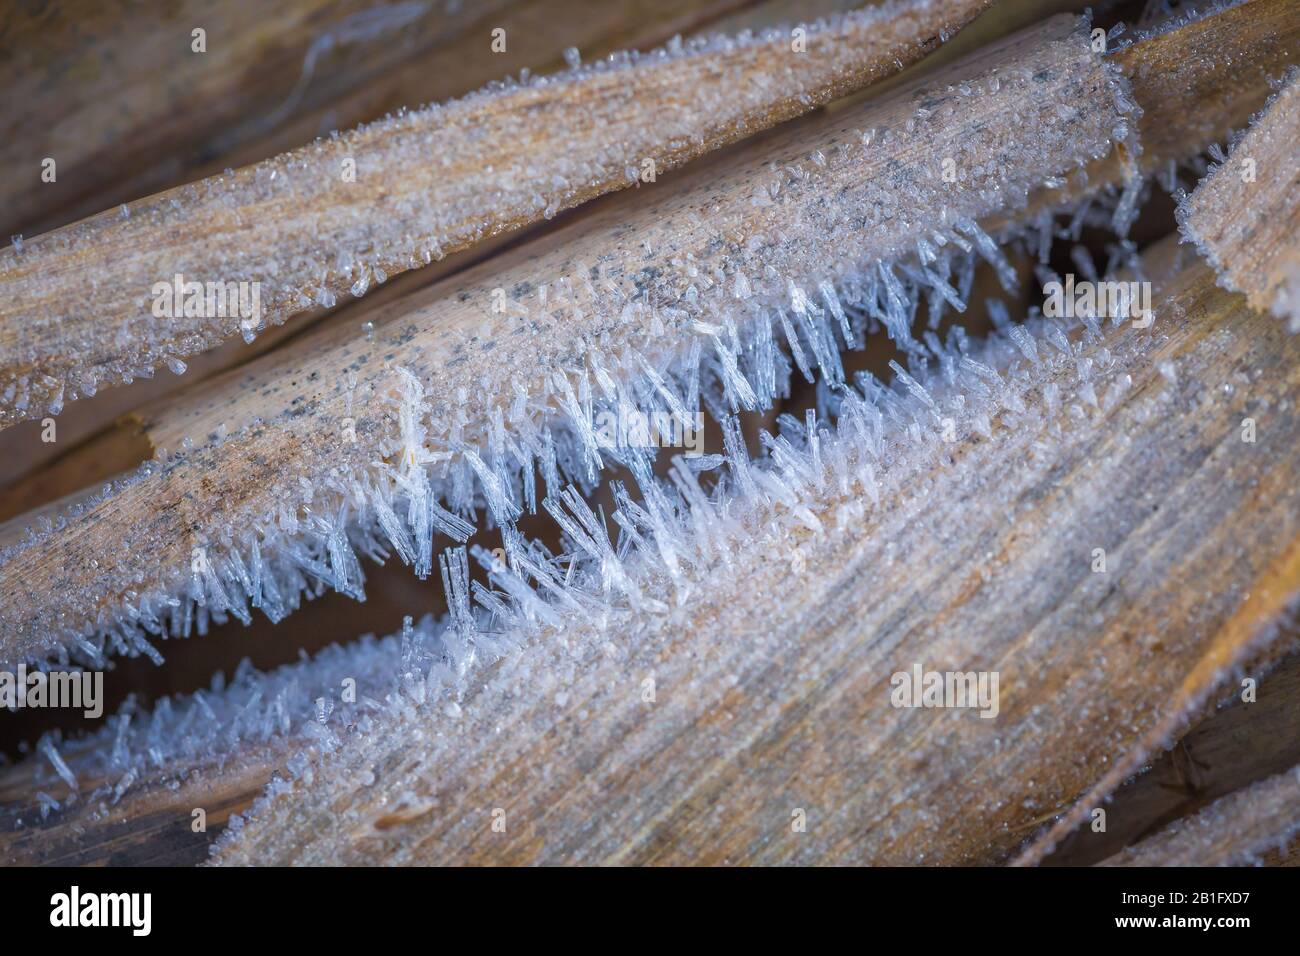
1178, 68, 1300, 330
1042, 645, 1300, 865
985, 0, 1299, 233
1098, 767, 1300, 867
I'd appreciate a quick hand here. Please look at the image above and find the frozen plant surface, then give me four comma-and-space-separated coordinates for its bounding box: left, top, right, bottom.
1114, 0, 1245, 44
1176, 66, 1300, 331
22, 243, 1297, 864
26, 616, 454, 810
0, 0, 992, 427
1095, 0, 1296, 195
1099, 767, 1300, 866
0, 16, 1139, 672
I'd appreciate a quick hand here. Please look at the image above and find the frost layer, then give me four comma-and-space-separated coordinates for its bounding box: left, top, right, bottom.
1176, 67, 1300, 331
0, 0, 992, 427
